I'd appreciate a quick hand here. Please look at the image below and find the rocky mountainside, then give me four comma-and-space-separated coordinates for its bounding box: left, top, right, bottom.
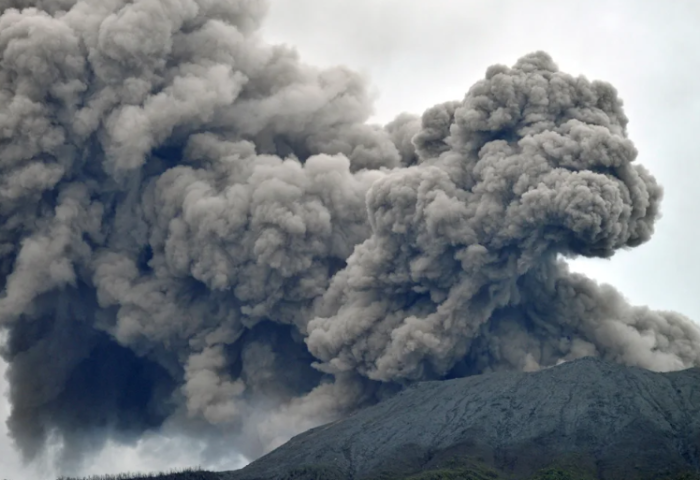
227, 357, 700, 480
72, 358, 700, 480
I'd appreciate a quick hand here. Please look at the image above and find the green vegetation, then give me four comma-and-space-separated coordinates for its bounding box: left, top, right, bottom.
365, 454, 501, 480
367, 463, 700, 480
53, 463, 700, 480
399, 466, 499, 480
369, 465, 587, 480
278, 464, 346, 480
57, 467, 219, 480
529, 466, 596, 480
658, 473, 700, 480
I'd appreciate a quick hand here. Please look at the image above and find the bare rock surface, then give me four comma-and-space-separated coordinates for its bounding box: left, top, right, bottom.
226, 357, 700, 479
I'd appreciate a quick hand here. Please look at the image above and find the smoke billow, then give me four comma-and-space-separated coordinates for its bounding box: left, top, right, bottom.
0, 0, 698, 473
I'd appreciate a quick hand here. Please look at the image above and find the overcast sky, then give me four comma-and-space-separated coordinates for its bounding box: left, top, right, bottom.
2, 1, 700, 479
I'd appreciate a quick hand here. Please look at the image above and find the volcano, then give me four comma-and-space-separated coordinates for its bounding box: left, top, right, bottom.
89, 357, 700, 480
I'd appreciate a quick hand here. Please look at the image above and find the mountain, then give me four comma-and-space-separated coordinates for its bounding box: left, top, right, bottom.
226, 357, 700, 480
66, 358, 700, 480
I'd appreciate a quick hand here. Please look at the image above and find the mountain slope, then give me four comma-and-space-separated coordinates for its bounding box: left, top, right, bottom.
228, 357, 700, 480
66, 358, 700, 480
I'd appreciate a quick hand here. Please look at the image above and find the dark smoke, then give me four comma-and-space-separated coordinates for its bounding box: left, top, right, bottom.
0, 0, 698, 473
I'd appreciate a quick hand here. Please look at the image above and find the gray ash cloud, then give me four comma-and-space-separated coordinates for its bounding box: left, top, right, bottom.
0, 0, 697, 473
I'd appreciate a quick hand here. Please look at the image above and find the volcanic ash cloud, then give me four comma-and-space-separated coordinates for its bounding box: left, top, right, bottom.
0, 0, 697, 473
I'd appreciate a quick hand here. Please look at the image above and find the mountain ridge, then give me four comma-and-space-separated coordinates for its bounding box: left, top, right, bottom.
61, 358, 700, 480
228, 357, 700, 479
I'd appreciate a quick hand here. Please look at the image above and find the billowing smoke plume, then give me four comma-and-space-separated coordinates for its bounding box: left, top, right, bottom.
1, 0, 698, 473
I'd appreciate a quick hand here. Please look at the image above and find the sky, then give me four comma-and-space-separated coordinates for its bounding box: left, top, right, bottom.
1, 1, 700, 479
